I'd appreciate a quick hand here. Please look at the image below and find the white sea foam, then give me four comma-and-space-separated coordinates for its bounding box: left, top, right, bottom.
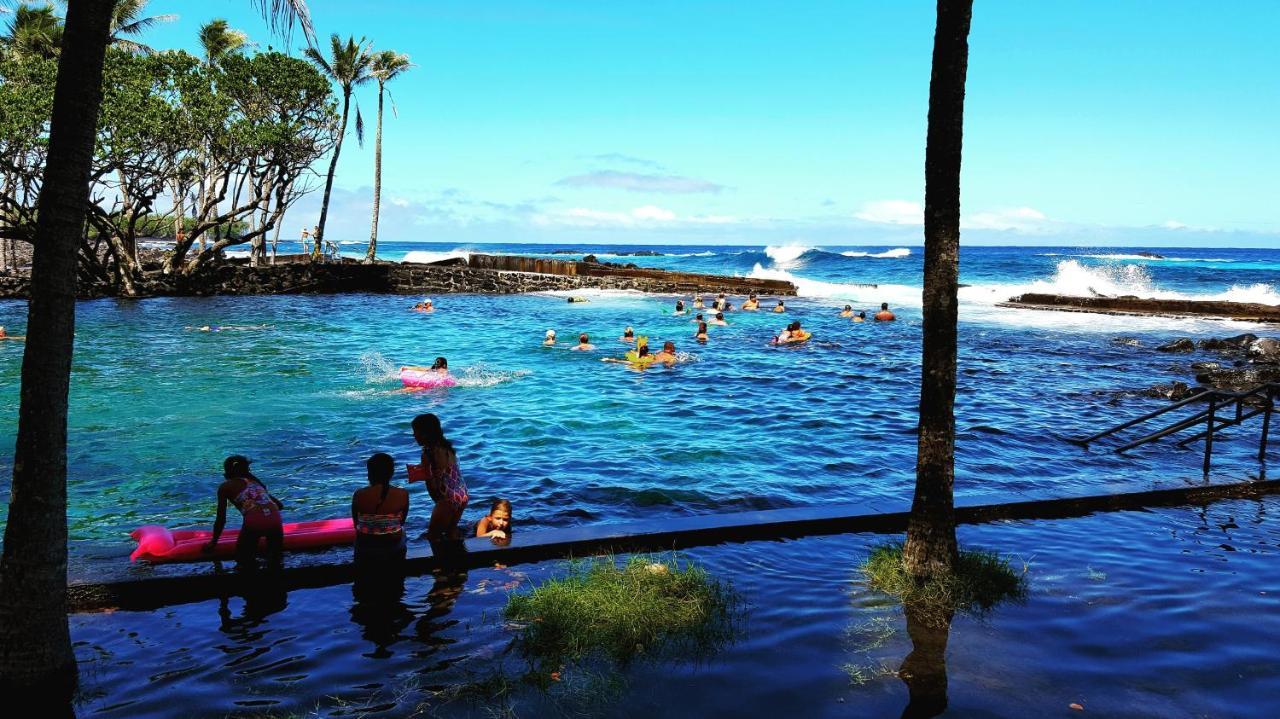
358, 351, 400, 383
453, 364, 531, 388
401, 248, 472, 265
763, 245, 815, 268
1038, 252, 1236, 263
748, 264, 919, 306
841, 248, 912, 259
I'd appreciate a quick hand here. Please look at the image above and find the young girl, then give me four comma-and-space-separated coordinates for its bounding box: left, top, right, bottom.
204, 455, 284, 569
352, 452, 410, 563
409, 413, 469, 540
475, 498, 513, 540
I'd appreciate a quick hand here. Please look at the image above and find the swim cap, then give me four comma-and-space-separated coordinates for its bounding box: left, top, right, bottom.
546, 329, 556, 338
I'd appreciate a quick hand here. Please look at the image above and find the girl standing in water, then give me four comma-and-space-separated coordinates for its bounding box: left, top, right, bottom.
352, 453, 410, 563
204, 455, 284, 568
409, 414, 469, 540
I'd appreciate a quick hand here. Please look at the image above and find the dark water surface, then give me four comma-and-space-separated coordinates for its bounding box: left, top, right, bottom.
70, 497, 1280, 717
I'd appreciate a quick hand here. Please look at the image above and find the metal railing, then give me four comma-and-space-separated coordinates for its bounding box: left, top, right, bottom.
1070, 382, 1277, 473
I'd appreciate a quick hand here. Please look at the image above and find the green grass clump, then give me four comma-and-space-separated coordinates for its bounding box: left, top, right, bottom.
503, 554, 740, 668
861, 543, 1027, 625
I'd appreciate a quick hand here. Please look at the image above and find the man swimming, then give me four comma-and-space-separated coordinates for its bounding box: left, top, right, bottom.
570, 333, 596, 351
874, 303, 896, 321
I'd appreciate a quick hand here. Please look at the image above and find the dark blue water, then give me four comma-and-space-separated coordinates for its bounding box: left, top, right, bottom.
1, 243, 1277, 574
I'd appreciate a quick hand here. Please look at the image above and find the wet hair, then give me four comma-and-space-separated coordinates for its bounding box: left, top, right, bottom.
623, 327, 634, 337
695, 313, 704, 321
697, 322, 708, 334
431, 356, 447, 370
490, 498, 512, 516
881, 302, 889, 310
367, 452, 394, 503
412, 413, 454, 454
844, 305, 852, 311
676, 300, 684, 310
777, 300, 785, 306
715, 312, 724, 320
789, 321, 801, 331
663, 341, 675, 351
579, 333, 589, 342
638, 344, 650, 356
223, 454, 251, 478
858, 311, 866, 319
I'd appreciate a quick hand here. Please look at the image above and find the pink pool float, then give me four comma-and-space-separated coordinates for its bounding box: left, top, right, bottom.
130, 518, 355, 563
399, 367, 456, 389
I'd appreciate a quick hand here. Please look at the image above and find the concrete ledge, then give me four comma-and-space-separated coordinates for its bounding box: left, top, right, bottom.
999, 293, 1280, 323
67, 478, 1280, 613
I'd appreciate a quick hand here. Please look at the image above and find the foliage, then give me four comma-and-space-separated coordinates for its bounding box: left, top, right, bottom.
861, 542, 1027, 627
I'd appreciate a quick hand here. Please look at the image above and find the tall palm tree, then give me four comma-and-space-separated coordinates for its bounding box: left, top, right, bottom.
901, 0, 974, 581
1, 3, 64, 59
0, 0, 312, 702
197, 18, 249, 66
366, 49, 411, 262
305, 34, 373, 259
105, 0, 175, 54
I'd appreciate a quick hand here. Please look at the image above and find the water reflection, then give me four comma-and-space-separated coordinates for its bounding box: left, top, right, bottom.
897, 601, 954, 719
216, 578, 288, 638
350, 571, 412, 659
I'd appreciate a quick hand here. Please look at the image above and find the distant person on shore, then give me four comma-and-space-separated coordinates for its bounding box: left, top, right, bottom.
710, 312, 728, 326
840, 305, 854, 318
203, 455, 284, 569
475, 498, 513, 540
621, 326, 636, 343
0, 326, 25, 341
742, 294, 760, 311
352, 452, 409, 564
853, 311, 866, 323
673, 299, 686, 315
651, 340, 679, 366
774, 300, 786, 313
571, 333, 596, 351
408, 413, 469, 541
693, 294, 705, 309
543, 329, 557, 346
694, 321, 709, 342
874, 303, 896, 321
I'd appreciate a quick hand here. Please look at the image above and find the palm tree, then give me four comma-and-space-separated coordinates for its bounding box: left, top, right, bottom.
366, 49, 411, 262
197, 17, 249, 66
0, 0, 312, 702
305, 33, 373, 259
53, 0, 175, 55
1, 3, 64, 59
901, 0, 974, 581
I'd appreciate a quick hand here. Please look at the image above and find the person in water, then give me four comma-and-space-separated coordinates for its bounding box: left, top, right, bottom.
694, 321, 709, 342
409, 413, 469, 541
774, 300, 786, 313
775, 320, 810, 345
412, 299, 434, 313
693, 294, 705, 309
602, 340, 655, 367
713, 293, 727, 311
742, 294, 760, 311
874, 302, 896, 321
571, 333, 596, 351
651, 340, 679, 366
352, 452, 409, 564
543, 329, 557, 346
853, 310, 866, 323
402, 356, 450, 375
475, 498, 513, 540
620, 326, 636, 342
0, 326, 24, 341
673, 299, 686, 315
840, 305, 854, 318
204, 455, 284, 569
710, 312, 728, 326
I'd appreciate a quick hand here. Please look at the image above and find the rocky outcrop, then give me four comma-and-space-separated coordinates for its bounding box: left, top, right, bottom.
1000, 293, 1280, 322
1249, 338, 1280, 364
1156, 338, 1195, 352
1199, 334, 1258, 351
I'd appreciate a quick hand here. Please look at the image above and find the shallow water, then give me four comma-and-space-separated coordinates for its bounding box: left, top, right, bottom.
69, 497, 1280, 717
1, 244, 1278, 572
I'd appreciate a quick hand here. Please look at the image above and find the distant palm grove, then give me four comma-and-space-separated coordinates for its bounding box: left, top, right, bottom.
0, 1, 411, 294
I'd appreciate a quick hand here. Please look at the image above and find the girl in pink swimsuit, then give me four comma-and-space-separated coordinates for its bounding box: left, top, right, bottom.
204, 455, 284, 568
410, 413, 469, 540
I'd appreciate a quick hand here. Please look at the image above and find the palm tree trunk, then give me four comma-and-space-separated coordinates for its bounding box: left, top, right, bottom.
366, 83, 384, 263
315, 89, 351, 259
902, 0, 973, 580
0, 0, 115, 703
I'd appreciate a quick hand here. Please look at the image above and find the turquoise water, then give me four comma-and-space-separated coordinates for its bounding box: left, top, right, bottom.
68, 497, 1280, 717
1, 243, 1278, 570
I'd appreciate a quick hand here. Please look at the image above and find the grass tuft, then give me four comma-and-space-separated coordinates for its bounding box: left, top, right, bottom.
861, 543, 1028, 626
503, 554, 741, 670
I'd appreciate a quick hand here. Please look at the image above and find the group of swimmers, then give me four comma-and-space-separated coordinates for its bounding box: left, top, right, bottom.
543, 325, 681, 367
411, 299, 435, 312
207, 413, 511, 570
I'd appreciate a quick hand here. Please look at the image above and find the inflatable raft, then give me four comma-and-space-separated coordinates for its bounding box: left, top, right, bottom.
400, 367, 457, 389
130, 518, 355, 563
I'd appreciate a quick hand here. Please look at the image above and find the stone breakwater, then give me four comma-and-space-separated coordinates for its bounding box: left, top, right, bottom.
0, 256, 796, 300
999, 292, 1280, 323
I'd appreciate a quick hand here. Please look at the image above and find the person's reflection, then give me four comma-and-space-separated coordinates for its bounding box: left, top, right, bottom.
898, 601, 954, 719
413, 568, 469, 649
350, 568, 413, 658
217, 576, 289, 640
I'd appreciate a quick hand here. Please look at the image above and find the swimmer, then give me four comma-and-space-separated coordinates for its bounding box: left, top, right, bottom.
0, 326, 23, 341
567, 296, 590, 303
570, 333, 596, 351
475, 498, 513, 540
690, 313, 705, 324
774, 320, 811, 345
402, 356, 451, 375
874, 303, 896, 321
723, 302, 734, 312
651, 340, 678, 366
709, 312, 728, 326
840, 305, 854, 318
693, 294, 705, 310
694, 321, 709, 342
852, 310, 866, 323
673, 299, 686, 315
620, 326, 636, 343
773, 300, 786, 313
602, 340, 655, 367
713, 293, 727, 311
742, 294, 760, 311
412, 299, 435, 313
543, 329, 557, 346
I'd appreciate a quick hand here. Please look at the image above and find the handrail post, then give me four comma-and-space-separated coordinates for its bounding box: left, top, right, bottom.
1203, 394, 1218, 475
1262, 390, 1274, 463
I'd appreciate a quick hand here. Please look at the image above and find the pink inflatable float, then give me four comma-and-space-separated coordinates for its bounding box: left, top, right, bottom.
130, 518, 355, 563
400, 367, 456, 389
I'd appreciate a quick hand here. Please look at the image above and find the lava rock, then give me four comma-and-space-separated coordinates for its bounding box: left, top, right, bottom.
1156, 338, 1195, 352
1195, 365, 1280, 392
1198, 333, 1258, 351
1142, 381, 1201, 401
1248, 338, 1280, 364
1111, 336, 1141, 347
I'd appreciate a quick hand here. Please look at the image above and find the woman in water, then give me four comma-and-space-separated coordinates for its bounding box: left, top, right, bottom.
203, 455, 284, 569
602, 341, 656, 367
401, 356, 450, 375
742, 294, 760, 311
475, 498, 513, 540
774, 300, 786, 313
673, 299, 686, 315
693, 294, 705, 309
351, 453, 410, 564
694, 321, 709, 342
409, 413, 469, 540
543, 329, 557, 346
620, 326, 636, 342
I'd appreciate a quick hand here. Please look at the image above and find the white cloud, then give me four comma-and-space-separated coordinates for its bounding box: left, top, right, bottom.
854, 199, 923, 225
963, 207, 1048, 231
1161, 220, 1188, 230
632, 204, 677, 221
534, 205, 739, 228
556, 170, 724, 194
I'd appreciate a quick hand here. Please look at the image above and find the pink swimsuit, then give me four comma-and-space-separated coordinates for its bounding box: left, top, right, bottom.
233, 480, 281, 531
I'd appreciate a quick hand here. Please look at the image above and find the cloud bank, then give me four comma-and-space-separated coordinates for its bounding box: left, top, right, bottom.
556, 170, 724, 194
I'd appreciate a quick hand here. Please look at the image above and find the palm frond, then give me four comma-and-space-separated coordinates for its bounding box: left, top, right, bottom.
250, 0, 315, 47
354, 101, 364, 147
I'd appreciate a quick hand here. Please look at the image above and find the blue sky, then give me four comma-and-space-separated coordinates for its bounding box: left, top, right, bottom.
142, 1, 1279, 247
